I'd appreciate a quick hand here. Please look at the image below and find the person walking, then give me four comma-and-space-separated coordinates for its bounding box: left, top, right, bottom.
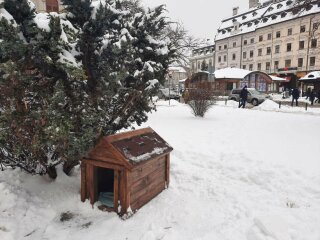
291, 87, 300, 106
315, 90, 320, 103
305, 87, 311, 100
239, 85, 249, 108
309, 89, 316, 105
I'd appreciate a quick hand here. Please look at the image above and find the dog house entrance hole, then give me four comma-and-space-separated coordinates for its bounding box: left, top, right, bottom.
97, 167, 114, 208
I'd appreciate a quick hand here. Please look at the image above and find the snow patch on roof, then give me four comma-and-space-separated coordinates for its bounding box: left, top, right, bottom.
300, 71, 320, 80
214, 67, 252, 79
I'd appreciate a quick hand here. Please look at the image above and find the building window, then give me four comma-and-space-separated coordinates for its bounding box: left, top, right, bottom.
276, 31, 281, 38
275, 45, 280, 53
300, 25, 306, 33
232, 53, 236, 60
298, 58, 303, 67
218, 56, 221, 63
258, 48, 262, 56
233, 42, 236, 47
224, 55, 227, 62
267, 47, 271, 55
267, 33, 272, 40
259, 35, 263, 42
287, 43, 292, 52
257, 63, 261, 70
250, 50, 254, 58
285, 59, 291, 67
311, 39, 317, 48
266, 62, 270, 71
299, 41, 304, 50
219, 46, 222, 50
250, 38, 254, 44
310, 57, 316, 66
274, 61, 279, 70
243, 52, 247, 59
313, 23, 319, 30
243, 65, 246, 69
244, 40, 247, 45
249, 64, 253, 71
288, 28, 292, 35
198, 62, 200, 69
224, 44, 227, 49
46, 0, 59, 12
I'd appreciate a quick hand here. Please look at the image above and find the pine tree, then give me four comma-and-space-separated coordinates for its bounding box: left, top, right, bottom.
1, 0, 174, 178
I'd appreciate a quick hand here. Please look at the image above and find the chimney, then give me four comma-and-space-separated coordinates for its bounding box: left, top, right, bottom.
232, 7, 239, 16
249, 0, 260, 9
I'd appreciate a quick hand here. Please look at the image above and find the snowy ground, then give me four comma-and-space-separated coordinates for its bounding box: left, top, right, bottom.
1, 100, 320, 240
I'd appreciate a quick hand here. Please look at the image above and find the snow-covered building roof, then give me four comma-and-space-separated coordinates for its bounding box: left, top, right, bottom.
299, 71, 320, 81
214, 67, 252, 79
215, 0, 320, 41
269, 75, 287, 81
168, 66, 187, 73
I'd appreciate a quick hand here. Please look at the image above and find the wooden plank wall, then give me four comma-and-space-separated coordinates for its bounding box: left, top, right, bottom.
129, 155, 167, 211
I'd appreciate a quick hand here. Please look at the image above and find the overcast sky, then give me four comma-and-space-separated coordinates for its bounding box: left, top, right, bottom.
141, 0, 249, 41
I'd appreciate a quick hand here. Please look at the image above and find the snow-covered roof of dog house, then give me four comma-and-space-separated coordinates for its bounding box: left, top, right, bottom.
85, 127, 173, 169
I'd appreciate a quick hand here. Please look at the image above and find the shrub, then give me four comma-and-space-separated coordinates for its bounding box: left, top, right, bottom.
186, 88, 216, 117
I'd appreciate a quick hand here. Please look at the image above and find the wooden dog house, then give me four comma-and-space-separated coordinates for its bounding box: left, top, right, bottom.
81, 127, 173, 215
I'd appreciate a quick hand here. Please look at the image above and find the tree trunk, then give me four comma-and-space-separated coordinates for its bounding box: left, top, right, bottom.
47, 166, 57, 179
63, 160, 79, 176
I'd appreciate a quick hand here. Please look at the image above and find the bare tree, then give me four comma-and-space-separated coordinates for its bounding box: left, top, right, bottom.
164, 22, 207, 66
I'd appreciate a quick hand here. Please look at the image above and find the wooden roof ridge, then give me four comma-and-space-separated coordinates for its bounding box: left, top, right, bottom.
104, 127, 153, 143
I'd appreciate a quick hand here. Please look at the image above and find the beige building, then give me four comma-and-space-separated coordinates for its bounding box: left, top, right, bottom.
215, 0, 320, 88
31, 0, 64, 12
189, 44, 215, 74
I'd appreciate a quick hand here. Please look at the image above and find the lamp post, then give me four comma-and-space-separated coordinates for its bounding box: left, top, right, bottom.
168, 73, 172, 106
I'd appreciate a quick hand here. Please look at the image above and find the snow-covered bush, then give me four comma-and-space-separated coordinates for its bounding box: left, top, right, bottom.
186, 88, 216, 117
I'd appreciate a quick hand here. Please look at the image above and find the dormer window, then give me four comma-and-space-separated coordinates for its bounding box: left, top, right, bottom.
222, 30, 226, 34
268, 7, 274, 12
272, 15, 277, 20
232, 18, 237, 23
286, 0, 293, 6
252, 11, 257, 17
242, 15, 247, 20
263, 18, 268, 23
254, 20, 259, 25
247, 22, 252, 27
277, 4, 283, 9
281, 12, 287, 18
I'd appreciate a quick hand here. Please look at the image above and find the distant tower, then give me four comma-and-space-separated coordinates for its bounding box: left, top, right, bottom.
249, 0, 260, 9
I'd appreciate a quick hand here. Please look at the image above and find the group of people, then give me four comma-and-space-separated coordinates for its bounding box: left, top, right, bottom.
238, 85, 320, 108
291, 87, 320, 106
305, 88, 320, 105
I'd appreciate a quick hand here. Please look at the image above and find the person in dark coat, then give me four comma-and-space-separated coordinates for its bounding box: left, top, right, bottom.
291, 88, 300, 106
305, 87, 311, 100
309, 89, 316, 105
239, 85, 249, 108
315, 90, 320, 103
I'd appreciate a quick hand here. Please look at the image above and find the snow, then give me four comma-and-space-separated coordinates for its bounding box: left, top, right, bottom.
269, 75, 286, 81
300, 71, 320, 80
168, 66, 186, 73
0, 8, 17, 28
216, 1, 320, 41
1, 100, 320, 240
33, 13, 51, 32
214, 67, 252, 79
